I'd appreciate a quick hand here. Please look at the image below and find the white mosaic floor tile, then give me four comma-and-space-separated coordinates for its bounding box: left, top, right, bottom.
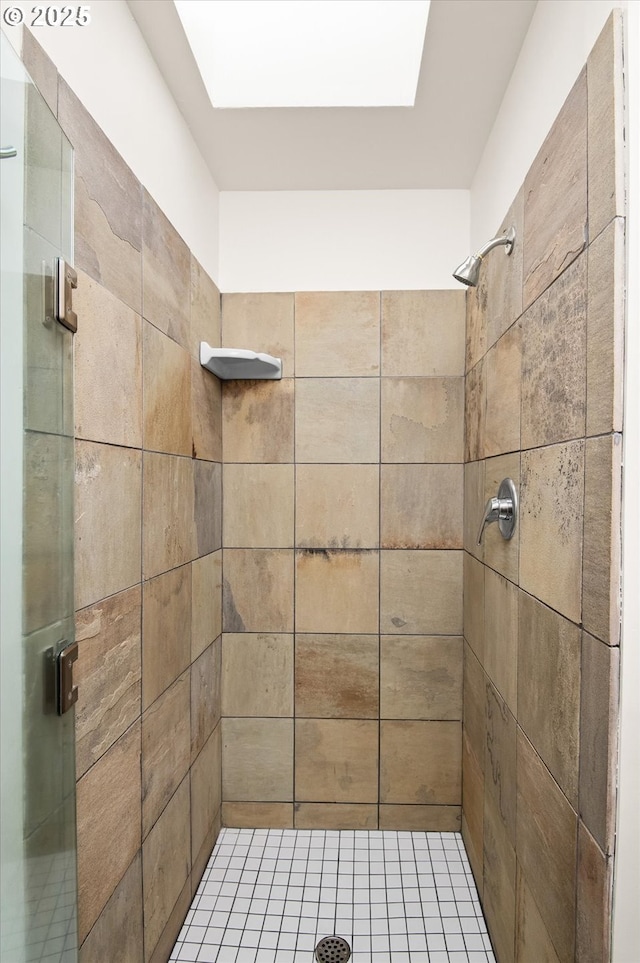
171, 831, 496, 963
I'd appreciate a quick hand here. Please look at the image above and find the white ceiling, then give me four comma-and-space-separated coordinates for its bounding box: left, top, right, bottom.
128, 0, 537, 191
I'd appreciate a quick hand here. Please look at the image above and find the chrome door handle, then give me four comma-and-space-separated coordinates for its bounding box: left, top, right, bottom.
477, 477, 518, 544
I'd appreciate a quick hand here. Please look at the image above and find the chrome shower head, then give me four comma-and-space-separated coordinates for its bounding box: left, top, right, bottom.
452, 227, 516, 288
453, 254, 482, 287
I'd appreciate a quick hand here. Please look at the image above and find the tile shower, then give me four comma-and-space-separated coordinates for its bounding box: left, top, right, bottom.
18, 8, 625, 963
219, 287, 465, 832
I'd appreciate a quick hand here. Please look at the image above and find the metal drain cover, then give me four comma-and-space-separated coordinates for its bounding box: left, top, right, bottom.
315, 936, 351, 963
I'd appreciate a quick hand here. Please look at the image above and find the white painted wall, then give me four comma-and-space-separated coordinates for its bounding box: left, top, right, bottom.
0, 0, 220, 283
471, 0, 627, 246
219, 189, 469, 292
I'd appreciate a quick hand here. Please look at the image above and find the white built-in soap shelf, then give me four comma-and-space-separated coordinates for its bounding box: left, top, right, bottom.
199, 342, 282, 380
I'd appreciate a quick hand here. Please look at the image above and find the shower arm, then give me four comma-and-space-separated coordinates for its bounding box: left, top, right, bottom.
473, 226, 516, 261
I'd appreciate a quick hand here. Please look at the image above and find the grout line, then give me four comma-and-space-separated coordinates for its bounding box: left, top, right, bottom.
151, 827, 498, 963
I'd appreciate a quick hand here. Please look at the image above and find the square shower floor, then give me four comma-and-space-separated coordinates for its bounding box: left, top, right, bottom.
169, 828, 495, 963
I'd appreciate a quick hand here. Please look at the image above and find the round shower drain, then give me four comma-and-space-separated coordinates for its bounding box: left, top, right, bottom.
314, 936, 351, 963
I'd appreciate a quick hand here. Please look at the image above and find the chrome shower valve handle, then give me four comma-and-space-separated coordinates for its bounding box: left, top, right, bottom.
477, 477, 518, 545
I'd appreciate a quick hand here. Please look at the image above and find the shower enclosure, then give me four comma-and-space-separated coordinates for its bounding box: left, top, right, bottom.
0, 32, 78, 963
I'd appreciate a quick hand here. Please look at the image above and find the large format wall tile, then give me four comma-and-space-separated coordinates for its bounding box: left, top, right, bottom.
191, 358, 222, 462
484, 323, 521, 457
190, 261, 222, 457
142, 192, 191, 350
379, 805, 461, 832
516, 730, 577, 963
142, 776, 191, 962
223, 549, 294, 632
465, 360, 485, 462
295, 635, 378, 719
191, 641, 221, 762
382, 377, 464, 463
79, 853, 143, 963
587, 10, 625, 242
58, 80, 142, 314
483, 793, 516, 963
485, 682, 516, 845
380, 636, 462, 720
60, 38, 224, 961
583, 434, 622, 646
380, 721, 461, 805
523, 70, 587, 308
191, 256, 221, 359
295, 803, 378, 831
462, 19, 623, 963
190, 727, 222, 872
380, 550, 462, 635
521, 253, 587, 449
576, 822, 613, 963
483, 453, 520, 584
74, 271, 142, 448
485, 191, 525, 350
142, 565, 191, 710
142, 453, 195, 580
222, 719, 293, 801
462, 642, 485, 769
295, 719, 378, 803
586, 218, 625, 435
381, 464, 463, 549
519, 442, 584, 623
222, 379, 294, 463
75, 587, 141, 779
295, 378, 379, 463
193, 460, 222, 557
296, 464, 379, 549
222, 293, 294, 376
462, 733, 484, 891
223, 464, 294, 547
76, 721, 141, 943
143, 322, 192, 456
295, 291, 380, 377
191, 551, 222, 661
382, 291, 465, 376
141, 671, 191, 838
148, 879, 192, 963
515, 866, 562, 963
75, 441, 142, 609
463, 460, 485, 563
483, 569, 518, 714
215, 280, 464, 829
464, 552, 485, 662
579, 632, 619, 854
518, 592, 580, 806
296, 551, 379, 633
221, 802, 293, 829
223, 634, 293, 717
466, 282, 486, 375
467, 196, 525, 373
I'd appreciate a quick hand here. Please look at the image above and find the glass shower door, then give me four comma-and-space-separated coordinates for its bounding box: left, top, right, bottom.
0, 31, 77, 963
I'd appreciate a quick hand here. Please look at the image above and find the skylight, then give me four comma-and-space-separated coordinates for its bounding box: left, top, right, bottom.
173, 0, 431, 109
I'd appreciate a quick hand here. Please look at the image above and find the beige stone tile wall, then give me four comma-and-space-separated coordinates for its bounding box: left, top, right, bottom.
22, 36, 224, 963
221, 286, 465, 831
461, 13, 624, 963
